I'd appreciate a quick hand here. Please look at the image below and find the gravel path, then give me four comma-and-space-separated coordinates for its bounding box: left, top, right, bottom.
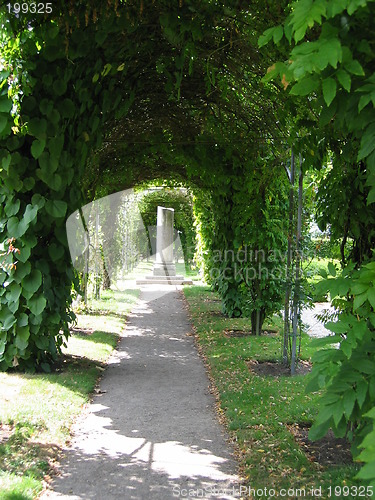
41, 286, 239, 500
301, 302, 333, 338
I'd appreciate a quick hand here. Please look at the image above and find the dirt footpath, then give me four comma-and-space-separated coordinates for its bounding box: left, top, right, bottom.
41, 286, 240, 500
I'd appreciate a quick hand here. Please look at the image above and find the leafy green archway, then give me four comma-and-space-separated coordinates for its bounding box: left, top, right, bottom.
0, 0, 290, 371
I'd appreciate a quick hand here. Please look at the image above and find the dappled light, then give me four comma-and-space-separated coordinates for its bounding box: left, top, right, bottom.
44, 289, 239, 498
1, 0, 375, 494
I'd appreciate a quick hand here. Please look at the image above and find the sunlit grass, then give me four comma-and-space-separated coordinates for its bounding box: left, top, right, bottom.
183, 286, 360, 492
0, 288, 139, 499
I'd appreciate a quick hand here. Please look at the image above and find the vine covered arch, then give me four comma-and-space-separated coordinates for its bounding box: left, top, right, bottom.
0, 0, 290, 370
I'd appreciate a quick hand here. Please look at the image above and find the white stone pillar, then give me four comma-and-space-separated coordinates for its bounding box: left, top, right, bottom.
153, 206, 176, 276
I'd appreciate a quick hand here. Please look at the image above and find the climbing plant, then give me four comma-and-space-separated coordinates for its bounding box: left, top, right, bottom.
191, 139, 289, 331
0, 3, 147, 370
0, 0, 293, 372
260, 0, 375, 486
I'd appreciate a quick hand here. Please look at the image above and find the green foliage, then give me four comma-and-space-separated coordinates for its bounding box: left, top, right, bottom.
307, 261, 375, 486
356, 407, 375, 488
193, 153, 289, 332
0, 15, 94, 370
184, 285, 360, 492
0, 0, 290, 371
0, 292, 130, 497
260, 0, 375, 486
315, 152, 375, 267
260, 0, 375, 202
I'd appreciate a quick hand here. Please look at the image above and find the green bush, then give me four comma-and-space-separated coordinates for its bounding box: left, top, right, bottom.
307, 261, 375, 488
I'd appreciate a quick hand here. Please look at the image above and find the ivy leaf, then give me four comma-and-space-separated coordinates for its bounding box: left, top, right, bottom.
47, 108, 60, 125
48, 243, 65, 262
22, 269, 42, 294
45, 200, 67, 218
36, 170, 62, 191
60, 98, 75, 119
17, 244, 31, 263
7, 216, 28, 238
39, 151, 58, 174
48, 135, 64, 160
0, 96, 12, 113
31, 194, 46, 209
27, 118, 47, 140
0, 332, 6, 356
23, 204, 38, 225
52, 79, 67, 96
27, 295, 47, 316
13, 262, 31, 284
31, 139, 46, 159
322, 77, 337, 106
1, 153, 11, 171
41, 362, 51, 373
39, 98, 53, 116
15, 326, 30, 351
5, 199, 20, 217
0, 308, 16, 330
5, 283, 22, 303
18, 313, 28, 327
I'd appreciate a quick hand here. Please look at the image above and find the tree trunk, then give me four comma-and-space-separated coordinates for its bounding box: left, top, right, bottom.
251, 308, 265, 336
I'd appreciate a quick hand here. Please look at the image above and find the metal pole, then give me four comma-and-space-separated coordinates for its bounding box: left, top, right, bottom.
283, 150, 295, 364
291, 155, 303, 375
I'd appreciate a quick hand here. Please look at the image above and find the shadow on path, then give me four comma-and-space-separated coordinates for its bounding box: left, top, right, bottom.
41, 287, 239, 500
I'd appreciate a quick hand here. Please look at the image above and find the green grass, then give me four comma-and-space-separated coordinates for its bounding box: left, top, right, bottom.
83, 288, 139, 314
183, 286, 361, 495
0, 288, 139, 500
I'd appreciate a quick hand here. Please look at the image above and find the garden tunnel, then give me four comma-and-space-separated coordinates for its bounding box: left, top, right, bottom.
2, 0, 375, 488
0, 0, 293, 371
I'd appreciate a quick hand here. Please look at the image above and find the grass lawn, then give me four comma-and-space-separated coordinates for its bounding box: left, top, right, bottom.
0, 288, 139, 500
183, 286, 362, 496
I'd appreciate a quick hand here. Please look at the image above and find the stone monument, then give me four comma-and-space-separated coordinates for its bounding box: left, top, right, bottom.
136, 205, 193, 285
153, 206, 176, 277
